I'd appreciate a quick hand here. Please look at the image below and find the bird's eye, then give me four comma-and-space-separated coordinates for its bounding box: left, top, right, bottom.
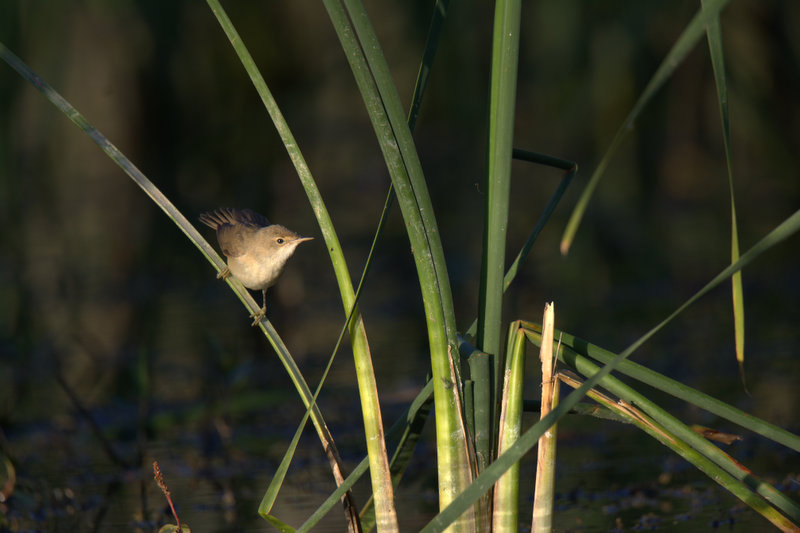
276, 238, 285, 244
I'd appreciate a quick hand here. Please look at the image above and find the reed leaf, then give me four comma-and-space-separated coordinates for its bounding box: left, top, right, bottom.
556, 348, 800, 526
491, 322, 527, 532
296, 381, 434, 533
214, 2, 398, 529
324, 0, 473, 526
466, 152, 576, 339
556, 372, 798, 531
478, 0, 522, 364
702, 0, 747, 388
560, 0, 732, 254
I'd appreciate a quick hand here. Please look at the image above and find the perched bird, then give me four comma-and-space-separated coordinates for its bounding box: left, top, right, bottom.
199, 207, 313, 326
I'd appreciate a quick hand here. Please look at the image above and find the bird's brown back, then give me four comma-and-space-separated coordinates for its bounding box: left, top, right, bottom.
199, 208, 271, 258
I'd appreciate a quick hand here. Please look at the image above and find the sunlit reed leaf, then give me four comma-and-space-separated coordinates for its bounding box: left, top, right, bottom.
205, 1, 392, 530
491, 322, 526, 531
327, 0, 471, 525
702, 0, 747, 392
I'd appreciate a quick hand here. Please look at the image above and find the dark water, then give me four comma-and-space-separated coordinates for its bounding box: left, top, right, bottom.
3, 378, 798, 532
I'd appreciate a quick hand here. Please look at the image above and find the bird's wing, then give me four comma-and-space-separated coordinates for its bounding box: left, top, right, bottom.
199, 207, 270, 229
216, 223, 258, 258
199, 208, 271, 258
234, 208, 271, 227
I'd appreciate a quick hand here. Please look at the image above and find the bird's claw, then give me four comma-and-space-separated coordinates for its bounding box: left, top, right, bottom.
217, 266, 232, 280
250, 307, 267, 327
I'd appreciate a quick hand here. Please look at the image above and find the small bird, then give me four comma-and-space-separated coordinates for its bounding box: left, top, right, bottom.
199, 207, 313, 326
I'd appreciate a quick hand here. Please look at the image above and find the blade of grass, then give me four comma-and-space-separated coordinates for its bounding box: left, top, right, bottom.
491, 322, 527, 532
460, 337, 493, 530
296, 380, 434, 533
270, 2, 453, 527
355, 5, 452, 526
505, 151, 576, 292
336, 0, 460, 348
205, 2, 397, 529
522, 398, 629, 423
326, 0, 473, 525
258, 407, 312, 528
408, 0, 450, 132
260, 199, 391, 528
560, 0, 732, 254
359, 384, 434, 531
476, 6, 524, 506
264, 0, 452, 519
702, 0, 746, 390
462, 341, 493, 480
465, 151, 576, 339
477, 0, 522, 386
463, 150, 575, 497
463, 353, 492, 531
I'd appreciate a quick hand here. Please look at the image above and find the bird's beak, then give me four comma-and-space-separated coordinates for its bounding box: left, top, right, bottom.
297, 237, 314, 244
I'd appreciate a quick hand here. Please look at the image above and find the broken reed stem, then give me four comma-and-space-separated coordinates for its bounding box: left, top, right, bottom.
532, 302, 557, 533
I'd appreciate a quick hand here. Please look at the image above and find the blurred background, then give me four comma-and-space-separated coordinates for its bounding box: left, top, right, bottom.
1, 1, 799, 531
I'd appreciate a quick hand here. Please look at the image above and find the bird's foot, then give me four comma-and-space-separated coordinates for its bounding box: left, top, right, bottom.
217, 266, 232, 280
250, 306, 267, 327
